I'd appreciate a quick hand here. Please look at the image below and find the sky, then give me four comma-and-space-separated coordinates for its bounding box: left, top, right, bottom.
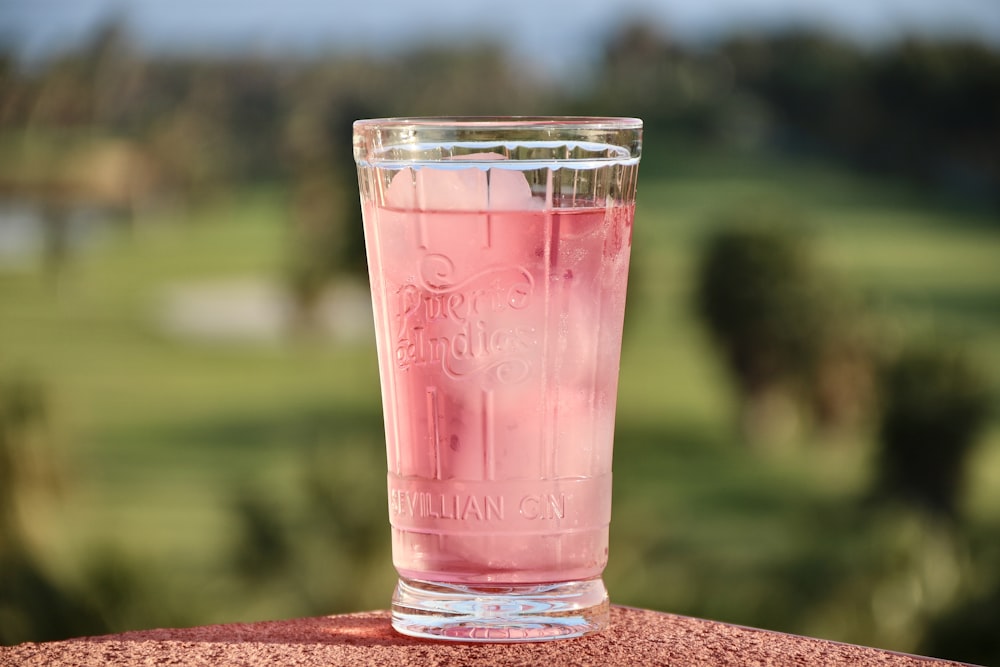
3, 0, 1000, 74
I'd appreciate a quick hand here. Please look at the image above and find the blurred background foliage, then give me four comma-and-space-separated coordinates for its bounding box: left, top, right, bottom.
0, 8, 999, 665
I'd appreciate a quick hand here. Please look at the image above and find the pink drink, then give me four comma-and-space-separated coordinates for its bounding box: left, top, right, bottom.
366, 202, 633, 585
355, 117, 641, 641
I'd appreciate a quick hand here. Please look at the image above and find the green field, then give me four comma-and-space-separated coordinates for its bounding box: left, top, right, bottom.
2, 139, 998, 658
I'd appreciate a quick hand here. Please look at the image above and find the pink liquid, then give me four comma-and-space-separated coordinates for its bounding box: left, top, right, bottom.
365, 201, 633, 585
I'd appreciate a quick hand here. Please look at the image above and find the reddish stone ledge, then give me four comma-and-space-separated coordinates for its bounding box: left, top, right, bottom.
2, 606, 976, 667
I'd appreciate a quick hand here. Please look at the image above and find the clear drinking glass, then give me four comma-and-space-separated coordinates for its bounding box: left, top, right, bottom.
353, 117, 642, 641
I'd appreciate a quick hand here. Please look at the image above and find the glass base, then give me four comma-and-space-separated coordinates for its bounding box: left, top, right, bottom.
390, 576, 610, 642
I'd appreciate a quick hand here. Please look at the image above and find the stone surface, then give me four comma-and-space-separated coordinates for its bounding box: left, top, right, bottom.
1, 606, 975, 667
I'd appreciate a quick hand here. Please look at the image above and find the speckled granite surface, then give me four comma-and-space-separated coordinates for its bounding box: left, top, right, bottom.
1, 606, 975, 666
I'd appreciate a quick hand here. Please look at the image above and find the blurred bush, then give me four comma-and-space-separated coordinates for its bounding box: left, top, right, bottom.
874, 342, 992, 519
228, 429, 393, 616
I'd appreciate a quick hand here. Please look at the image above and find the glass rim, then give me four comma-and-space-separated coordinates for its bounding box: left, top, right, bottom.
353, 116, 643, 131
353, 116, 642, 166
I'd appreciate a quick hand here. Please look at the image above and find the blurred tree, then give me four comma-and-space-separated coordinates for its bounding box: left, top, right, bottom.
283, 96, 372, 330
695, 219, 814, 441
0, 53, 28, 131
865, 40, 1000, 207
693, 206, 874, 442
874, 343, 991, 519
586, 22, 732, 136
389, 44, 555, 116
723, 31, 868, 153
0, 373, 107, 644
720, 32, 1000, 209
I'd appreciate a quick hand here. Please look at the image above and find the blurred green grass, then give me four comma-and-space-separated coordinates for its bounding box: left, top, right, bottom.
2, 138, 998, 645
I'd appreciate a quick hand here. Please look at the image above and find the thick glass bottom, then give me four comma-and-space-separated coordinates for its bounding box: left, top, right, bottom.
390, 576, 610, 642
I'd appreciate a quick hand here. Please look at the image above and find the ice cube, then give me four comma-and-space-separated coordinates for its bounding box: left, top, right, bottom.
384, 152, 535, 211
485, 165, 537, 211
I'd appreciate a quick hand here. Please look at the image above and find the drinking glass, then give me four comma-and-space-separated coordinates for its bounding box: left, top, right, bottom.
353, 117, 642, 641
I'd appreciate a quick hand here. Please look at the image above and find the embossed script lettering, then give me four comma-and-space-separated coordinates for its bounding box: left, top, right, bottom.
394, 254, 536, 382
